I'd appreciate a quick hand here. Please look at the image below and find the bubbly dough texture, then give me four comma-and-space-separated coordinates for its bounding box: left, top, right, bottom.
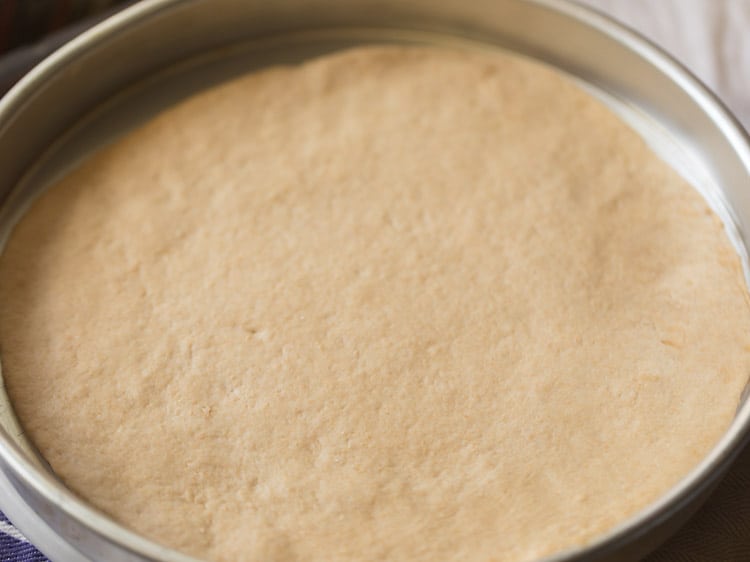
0, 46, 749, 562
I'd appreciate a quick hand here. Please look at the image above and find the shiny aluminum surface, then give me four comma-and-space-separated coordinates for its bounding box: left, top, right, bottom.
0, 0, 749, 560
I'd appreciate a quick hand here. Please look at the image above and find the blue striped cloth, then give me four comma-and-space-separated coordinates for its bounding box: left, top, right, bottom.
0, 512, 46, 562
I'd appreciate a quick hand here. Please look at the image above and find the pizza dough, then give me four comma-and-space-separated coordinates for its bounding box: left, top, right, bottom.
0, 46, 748, 562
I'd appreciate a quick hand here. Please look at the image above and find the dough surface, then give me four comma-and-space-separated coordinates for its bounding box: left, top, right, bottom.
0, 46, 749, 562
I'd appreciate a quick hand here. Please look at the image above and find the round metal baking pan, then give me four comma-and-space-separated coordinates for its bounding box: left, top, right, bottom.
0, 0, 749, 560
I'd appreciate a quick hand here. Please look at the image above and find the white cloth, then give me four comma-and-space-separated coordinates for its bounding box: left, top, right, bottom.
579, 0, 750, 128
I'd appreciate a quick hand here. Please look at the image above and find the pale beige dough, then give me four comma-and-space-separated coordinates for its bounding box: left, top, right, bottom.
0, 46, 749, 562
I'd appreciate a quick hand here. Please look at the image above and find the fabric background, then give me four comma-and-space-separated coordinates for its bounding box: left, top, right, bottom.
581, 0, 750, 127
0, 0, 128, 54
0, 0, 748, 560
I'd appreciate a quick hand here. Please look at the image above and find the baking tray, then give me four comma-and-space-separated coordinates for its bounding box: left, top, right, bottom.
0, 0, 749, 560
